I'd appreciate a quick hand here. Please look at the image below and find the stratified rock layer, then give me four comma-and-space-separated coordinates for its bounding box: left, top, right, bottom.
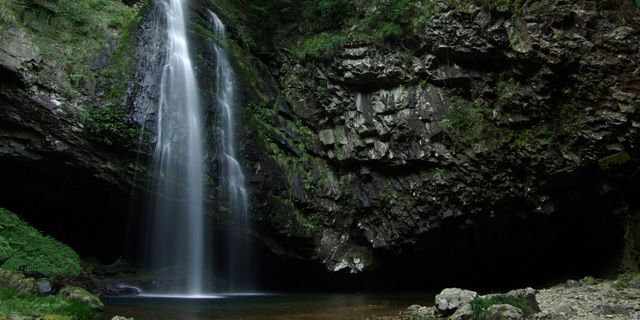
239, 0, 640, 287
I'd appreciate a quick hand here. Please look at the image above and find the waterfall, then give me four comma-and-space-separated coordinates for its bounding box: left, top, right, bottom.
209, 11, 254, 292
145, 0, 206, 295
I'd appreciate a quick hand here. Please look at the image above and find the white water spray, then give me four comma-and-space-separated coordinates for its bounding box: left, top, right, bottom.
209, 11, 254, 292
147, 0, 205, 295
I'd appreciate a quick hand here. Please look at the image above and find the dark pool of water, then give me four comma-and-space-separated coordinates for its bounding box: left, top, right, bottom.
98, 292, 435, 320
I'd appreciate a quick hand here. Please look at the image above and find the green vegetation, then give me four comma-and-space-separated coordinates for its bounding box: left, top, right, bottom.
244, 0, 582, 61
0, 286, 96, 320
294, 32, 348, 60
0, 208, 82, 275
89, 101, 148, 151
88, 2, 149, 151
339, 173, 356, 216
0, 0, 148, 150
441, 95, 498, 145
438, 71, 592, 152
430, 167, 445, 178
469, 296, 536, 320
0, 0, 139, 86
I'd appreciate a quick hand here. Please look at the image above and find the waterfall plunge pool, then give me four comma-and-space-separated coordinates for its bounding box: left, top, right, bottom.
99, 292, 435, 319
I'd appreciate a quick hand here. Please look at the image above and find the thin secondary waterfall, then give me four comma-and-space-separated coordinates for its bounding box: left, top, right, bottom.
146, 0, 206, 295
209, 11, 254, 292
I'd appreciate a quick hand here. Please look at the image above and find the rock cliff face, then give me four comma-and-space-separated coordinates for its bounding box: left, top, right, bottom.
0, 0, 639, 290
234, 0, 640, 287
0, 24, 143, 260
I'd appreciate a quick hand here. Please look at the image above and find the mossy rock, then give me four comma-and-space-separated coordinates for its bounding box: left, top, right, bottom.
57, 286, 104, 311
598, 151, 631, 170
0, 268, 38, 295
0, 313, 74, 320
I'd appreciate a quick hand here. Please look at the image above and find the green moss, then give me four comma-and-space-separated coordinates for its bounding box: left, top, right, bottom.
0, 208, 82, 275
598, 151, 631, 170
0, 286, 95, 320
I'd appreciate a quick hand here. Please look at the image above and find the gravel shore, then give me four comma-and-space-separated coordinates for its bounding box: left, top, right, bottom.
534, 279, 640, 319
374, 275, 640, 320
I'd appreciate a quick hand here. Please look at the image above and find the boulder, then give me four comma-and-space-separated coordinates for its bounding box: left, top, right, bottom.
0, 268, 38, 295
565, 279, 581, 288
481, 287, 540, 314
435, 287, 478, 314
100, 280, 141, 296
449, 303, 474, 320
407, 304, 422, 311
37, 279, 53, 295
57, 286, 104, 311
486, 304, 524, 320
503, 287, 540, 313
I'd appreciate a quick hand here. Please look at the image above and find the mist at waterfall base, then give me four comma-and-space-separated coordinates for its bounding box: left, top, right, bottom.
137, 0, 252, 295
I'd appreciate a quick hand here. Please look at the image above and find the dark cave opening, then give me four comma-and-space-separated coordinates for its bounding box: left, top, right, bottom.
369, 207, 624, 292
0, 156, 134, 265
0, 156, 634, 293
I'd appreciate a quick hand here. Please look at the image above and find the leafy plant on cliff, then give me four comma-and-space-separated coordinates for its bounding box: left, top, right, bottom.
339, 173, 356, 216
0, 287, 95, 320
440, 90, 504, 146
0, 208, 82, 275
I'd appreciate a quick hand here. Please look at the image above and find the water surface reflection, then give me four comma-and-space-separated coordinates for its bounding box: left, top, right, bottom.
100, 292, 435, 320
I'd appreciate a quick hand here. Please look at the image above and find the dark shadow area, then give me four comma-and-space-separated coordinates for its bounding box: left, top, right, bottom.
0, 156, 134, 265
0, 154, 636, 294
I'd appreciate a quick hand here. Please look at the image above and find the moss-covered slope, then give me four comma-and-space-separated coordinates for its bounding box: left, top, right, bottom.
0, 208, 82, 275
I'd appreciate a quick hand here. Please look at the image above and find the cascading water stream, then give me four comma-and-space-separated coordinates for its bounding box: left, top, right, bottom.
145, 0, 206, 295
209, 11, 254, 292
